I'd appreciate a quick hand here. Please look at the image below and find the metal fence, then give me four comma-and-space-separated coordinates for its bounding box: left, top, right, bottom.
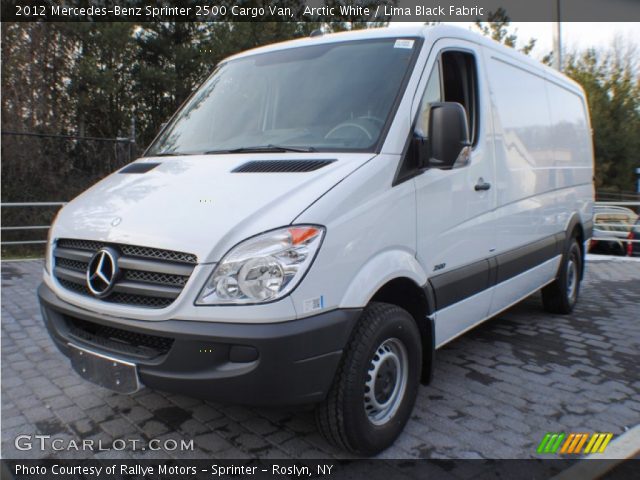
1, 202, 66, 246
1, 129, 136, 255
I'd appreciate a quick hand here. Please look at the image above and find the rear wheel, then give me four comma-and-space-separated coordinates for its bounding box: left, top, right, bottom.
315, 302, 421, 455
542, 237, 582, 314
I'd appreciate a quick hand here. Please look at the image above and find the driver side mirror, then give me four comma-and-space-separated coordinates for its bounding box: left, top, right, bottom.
423, 102, 471, 169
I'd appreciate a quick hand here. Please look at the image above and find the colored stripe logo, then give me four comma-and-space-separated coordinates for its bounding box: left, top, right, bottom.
537, 432, 613, 454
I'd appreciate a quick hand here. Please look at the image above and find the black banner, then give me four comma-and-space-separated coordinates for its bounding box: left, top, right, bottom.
2, 459, 639, 480
1, 0, 640, 22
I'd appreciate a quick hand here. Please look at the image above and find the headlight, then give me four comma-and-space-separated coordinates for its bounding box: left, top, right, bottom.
196, 225, 325, 305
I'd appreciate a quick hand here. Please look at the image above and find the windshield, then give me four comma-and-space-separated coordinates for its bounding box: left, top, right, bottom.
147, 38, 419, 156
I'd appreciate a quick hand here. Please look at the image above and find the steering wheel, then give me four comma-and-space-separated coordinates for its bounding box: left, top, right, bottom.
357, 115, 385, 129
324, 117, 384, 142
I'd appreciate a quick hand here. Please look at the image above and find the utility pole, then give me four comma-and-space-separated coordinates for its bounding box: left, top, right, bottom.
553, 0, 563, 71
129, 116, 136, 160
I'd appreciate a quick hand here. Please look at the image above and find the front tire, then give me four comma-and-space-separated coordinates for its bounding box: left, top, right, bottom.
315, 302, 421, 456
542, 238, 582, 314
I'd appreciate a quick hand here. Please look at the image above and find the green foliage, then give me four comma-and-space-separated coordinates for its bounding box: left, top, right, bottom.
564, 44, 640, 192
474, 8, 537, 56
70, 23, 139, 138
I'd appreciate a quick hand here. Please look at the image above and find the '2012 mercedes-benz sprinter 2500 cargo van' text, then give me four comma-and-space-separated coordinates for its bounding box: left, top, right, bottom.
39, 25, 594, 455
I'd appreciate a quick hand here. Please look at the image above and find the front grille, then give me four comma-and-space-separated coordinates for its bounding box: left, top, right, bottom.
65, 316, 174, 359
56, 257, 87, 272
53, 238, 197, 309
57, 238, 197, 264
108, 292, 174, 309
123, 270, 188, 287
58, 279, 175, 309
58, 278, 88, 295
58, 239, 103, 251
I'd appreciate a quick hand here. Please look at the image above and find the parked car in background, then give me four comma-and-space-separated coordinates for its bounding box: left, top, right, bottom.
627, 217, 640, 257
589, 206, 638, 256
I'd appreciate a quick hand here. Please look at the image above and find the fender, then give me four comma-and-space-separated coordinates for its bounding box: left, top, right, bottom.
339, 249, 435, 385
562, 212, 587, 279
339, 249, 428, 308
564, 212, 585, 243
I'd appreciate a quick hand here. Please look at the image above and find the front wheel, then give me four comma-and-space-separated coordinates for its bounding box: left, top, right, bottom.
542, 238, 582, 314
315, 302, 421, 455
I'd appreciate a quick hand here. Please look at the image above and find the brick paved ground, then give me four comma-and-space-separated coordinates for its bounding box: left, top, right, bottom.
1, 259, 639, 459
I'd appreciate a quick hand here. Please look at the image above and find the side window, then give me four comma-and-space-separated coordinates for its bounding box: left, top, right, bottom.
395, 50, 479, 184
416, 62, 442, 137
441, 51, 479, 145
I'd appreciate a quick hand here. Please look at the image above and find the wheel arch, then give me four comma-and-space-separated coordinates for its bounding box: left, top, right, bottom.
339, 250, 434, 384
565, 213, 586, 279
369, 277, 435, 385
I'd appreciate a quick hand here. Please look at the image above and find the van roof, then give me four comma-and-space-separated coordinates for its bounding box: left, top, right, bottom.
223, 24, 583, 94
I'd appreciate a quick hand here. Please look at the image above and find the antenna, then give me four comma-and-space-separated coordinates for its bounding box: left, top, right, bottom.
553, 0, 563, 71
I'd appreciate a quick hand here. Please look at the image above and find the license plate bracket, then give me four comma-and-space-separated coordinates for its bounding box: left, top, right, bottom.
68, 344, 140, 394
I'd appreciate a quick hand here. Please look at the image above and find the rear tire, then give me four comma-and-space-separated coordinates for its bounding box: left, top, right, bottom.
315, 302, 421, 456
542, 238, 582, 314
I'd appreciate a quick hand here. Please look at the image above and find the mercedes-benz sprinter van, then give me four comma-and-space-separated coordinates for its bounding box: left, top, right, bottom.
39, 25, 594, 455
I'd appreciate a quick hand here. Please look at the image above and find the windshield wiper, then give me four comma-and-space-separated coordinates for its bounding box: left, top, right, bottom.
208, 144, 316, 154
152, 151, 192, 156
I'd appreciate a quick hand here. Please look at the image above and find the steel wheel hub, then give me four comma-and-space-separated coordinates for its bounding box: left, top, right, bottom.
364, 338, 408, 426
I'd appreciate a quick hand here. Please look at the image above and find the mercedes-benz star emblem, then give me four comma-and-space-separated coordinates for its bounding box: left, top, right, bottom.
86, 247, 119, 297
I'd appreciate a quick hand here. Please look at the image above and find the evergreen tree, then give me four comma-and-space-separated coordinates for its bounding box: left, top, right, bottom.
564, 43, 640, 192
475, 8, 537, 55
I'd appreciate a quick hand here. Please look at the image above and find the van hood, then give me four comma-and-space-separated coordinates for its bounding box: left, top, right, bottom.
53, 153, 374, 263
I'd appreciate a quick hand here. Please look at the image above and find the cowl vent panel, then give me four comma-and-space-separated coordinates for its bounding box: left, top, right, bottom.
119, 163, 160, 174
232, 159, 335, 173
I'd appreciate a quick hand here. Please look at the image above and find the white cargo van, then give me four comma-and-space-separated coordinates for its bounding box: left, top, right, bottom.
39, 25, 594, 455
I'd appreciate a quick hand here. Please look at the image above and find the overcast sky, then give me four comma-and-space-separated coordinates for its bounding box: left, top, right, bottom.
397, 22, 639, 61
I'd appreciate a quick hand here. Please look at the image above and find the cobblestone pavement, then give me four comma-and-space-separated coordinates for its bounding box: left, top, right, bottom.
1, 259, 639, 460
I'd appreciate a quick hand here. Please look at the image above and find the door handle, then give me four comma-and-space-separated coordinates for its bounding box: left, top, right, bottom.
474, 179, 491, 191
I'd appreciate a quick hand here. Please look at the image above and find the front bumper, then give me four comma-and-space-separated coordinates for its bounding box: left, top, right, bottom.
38, 283, 360, 406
